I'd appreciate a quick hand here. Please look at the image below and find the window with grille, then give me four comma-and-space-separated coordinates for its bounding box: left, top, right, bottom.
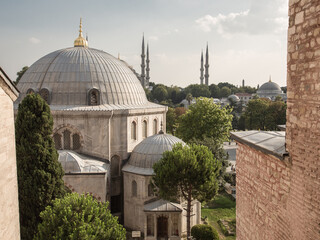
88, 89, 100, 106
53, 133, 62, 150
63, 129, 71, 149
39, 88, 50, 104
72, 134, 81, 150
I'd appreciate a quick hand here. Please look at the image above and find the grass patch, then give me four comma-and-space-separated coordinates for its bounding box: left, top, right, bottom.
202, 192, 236, 240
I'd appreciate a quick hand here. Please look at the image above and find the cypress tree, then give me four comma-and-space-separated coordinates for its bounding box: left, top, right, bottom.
15, 93, 65, 240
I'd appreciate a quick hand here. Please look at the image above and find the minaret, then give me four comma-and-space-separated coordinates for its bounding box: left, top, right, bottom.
242, 79, 245, 88
200, 50, 204, 85
205, 43, 209, 86
146, 43, 150, 87
140, 35, 146, 88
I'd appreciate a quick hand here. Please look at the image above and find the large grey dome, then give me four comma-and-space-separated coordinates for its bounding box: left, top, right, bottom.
16, 47, 148, 106
257, 81, 282, 93
122, 133, 185, 175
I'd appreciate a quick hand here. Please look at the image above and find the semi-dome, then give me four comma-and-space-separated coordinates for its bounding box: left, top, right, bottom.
16, 47, 148, 107
122, 133, 185, 175
58, 150, 108, 173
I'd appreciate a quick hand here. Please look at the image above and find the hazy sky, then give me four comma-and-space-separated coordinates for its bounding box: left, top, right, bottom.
0, 0, 288, 88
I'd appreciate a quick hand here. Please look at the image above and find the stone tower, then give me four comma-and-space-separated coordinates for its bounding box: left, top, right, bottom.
205, 44, 209, 86
200, 51, 204, 85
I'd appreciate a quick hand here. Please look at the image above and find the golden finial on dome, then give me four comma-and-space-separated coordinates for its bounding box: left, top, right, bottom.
269, 75, 272, 82
74, 18, 88, 47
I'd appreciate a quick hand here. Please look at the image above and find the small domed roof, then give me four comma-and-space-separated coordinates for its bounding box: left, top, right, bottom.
228, 94, 240, 102
122, 133, 185, 175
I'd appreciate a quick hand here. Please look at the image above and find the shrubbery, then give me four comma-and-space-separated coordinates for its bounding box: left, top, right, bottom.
191, 224, 220, 240
34, 193, 126, 240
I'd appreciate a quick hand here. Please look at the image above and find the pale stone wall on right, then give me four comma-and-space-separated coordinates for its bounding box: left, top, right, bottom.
286, 0, 320, 239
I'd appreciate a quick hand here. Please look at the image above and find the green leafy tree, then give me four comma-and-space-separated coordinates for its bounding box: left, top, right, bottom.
16, 66, 29, 85
152, 84, 168, 102
209, 84, 220, 98
34, 193, 126, 240
176, 98, 233, 144
152, 143, 221, 238
265, 101, 286, 130
15, 94, 65, 239
185, 84, 210, 98
191, 224, 220, 240
219, 86, 231, 98
166, 107, 176, 134
244, 99, 269, 130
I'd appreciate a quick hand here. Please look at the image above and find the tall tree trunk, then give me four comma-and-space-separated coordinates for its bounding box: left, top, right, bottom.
186, 191, 192, 239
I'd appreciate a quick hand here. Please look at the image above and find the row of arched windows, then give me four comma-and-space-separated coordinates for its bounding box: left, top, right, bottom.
26, 88, 100, 106
131, 180, 154, 197
53, 129, 81, 151
131, 119, 158, 140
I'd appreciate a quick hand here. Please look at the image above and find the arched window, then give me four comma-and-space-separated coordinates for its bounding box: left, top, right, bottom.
39, 88, 50, 104
72, 133, 81, 150
111, 155, 120, 177
88, 89, 100, 106
53, 133, 62, 150
132, 180, 137, 197
153, 119, 158, 135
131, 121, 137, 140
63, 129, 71, 150
148, 184, 154, 197
142, 120, 147, 139
26, 88, 35, 95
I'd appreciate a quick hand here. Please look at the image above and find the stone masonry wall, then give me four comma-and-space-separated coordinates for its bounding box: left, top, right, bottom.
286, 0, 320, 239
236, 143, 292, 240
0, 85, 20, 239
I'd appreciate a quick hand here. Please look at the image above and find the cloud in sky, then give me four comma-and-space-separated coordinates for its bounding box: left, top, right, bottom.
29, 37, 41, 44
196, 0, 288, 37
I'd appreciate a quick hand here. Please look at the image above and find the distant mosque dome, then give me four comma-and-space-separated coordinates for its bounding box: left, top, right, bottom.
16, 19, 148, 108
228, 94, 240, 103
122, 132, 185, 175
257, 77, 284, 100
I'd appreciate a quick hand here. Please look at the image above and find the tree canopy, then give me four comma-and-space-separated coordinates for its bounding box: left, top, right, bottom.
152, 143, 221, 238
15, 93, 65, 239
16, 66, 28, 85
242, 99, 286, 130
176, 97, 233, 143
34, 193, 126, 240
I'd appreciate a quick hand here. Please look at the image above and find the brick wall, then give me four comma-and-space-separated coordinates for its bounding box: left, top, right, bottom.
236, 0, 320, 239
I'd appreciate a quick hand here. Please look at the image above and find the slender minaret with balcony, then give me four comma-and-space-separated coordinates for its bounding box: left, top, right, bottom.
140, 35, 146, 88
200, 50, 204, 85
146, 44, 150, 87
205, 44, 209, 86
